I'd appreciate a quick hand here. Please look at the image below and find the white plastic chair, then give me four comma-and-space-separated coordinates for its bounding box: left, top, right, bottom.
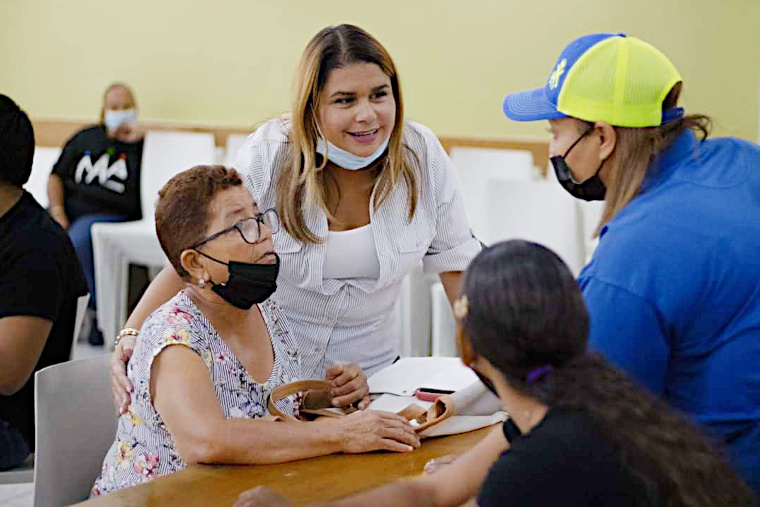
92, 131, 216, 348
394, 273, 414, 357
24, 147, 62, 208
543, 159, 603, 267
393, 265, 437, 358
485, 178, 585, 275
70, 293, 90, 358
431, 282, 457, 357
576, 200, 605, 264
33, 355, 115, 506
428, 175, 587, 356
449, 147, 539, 245
224, 133, 250, 168
0, 293, 92, 486
213, 146, 225, 165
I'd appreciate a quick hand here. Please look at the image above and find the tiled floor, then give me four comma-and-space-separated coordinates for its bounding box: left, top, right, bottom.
0, 482, 34, 507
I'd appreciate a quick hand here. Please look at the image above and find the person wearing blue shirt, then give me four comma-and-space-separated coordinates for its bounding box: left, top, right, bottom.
503, 33, 760, 495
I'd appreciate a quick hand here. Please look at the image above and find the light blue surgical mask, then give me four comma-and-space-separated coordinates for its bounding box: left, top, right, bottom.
104, 109, 137, 131
316, 136, 390, 171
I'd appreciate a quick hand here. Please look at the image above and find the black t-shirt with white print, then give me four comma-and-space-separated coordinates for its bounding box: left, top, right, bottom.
52, 125, 142, 221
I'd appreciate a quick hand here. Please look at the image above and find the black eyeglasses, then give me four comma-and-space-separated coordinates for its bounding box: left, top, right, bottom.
191, 209, 280, 249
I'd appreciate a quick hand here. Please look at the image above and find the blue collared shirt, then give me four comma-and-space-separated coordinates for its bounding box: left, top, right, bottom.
580, 130, 760, 494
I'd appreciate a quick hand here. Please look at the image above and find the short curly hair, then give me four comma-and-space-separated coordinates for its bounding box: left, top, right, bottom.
155, 165, 243, 278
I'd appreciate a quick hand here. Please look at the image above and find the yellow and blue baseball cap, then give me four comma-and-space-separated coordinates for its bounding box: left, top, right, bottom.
503, 33, 683, 127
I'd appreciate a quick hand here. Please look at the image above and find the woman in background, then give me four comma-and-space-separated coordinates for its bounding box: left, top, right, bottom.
48, 83, 145, 345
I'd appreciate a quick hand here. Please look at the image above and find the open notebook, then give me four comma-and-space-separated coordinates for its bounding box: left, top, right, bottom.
367, 357, 507, 438
367, 357, 479, 396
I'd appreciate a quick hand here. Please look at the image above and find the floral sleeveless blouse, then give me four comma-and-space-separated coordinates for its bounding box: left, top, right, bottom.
91, 291, 301, 496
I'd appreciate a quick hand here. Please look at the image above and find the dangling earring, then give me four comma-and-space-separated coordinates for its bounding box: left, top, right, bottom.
198, 278, 206, 289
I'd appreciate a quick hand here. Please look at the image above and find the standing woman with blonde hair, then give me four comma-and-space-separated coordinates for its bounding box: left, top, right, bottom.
503, 33, 760, 495
112, 25, 479, 408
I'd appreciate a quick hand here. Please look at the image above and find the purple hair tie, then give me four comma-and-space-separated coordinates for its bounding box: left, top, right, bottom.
526, 365, 553, 383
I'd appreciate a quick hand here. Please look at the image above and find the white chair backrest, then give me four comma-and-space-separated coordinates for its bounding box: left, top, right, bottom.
449, 147, 538, 243
431, 282, 457, 357
140, 131, 216, 219
576, 200, 605, 263
486, 178, 585, 276
544, 158, 604, 266
25, 147, 62, 208
70, 293, 90, 358
33, 355, 116, 506
394, 272, 414, 357
224, 133, 250, 168
393, 265, 435, 358
213, 146, 226, 165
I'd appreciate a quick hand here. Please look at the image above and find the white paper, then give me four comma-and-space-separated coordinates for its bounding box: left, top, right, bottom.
367, 393, 506, 438
419, 412, 507, 438
450, 380, 502, 416
367, 357, 478, 396
368, 394, 432, 413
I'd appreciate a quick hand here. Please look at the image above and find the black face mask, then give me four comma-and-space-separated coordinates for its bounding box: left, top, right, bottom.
550, 127, 606, 201
196, 251, 280, 310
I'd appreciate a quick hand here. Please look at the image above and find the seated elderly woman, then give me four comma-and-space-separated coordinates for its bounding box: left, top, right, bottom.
91, 166, 419, 495
238, 241, 754, 507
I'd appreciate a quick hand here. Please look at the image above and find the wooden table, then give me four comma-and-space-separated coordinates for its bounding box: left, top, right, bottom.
77, 427, 492, 506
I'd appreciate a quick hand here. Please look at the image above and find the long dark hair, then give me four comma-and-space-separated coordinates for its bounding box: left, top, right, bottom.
596, 82, 712, 236
459, 240, 754, 506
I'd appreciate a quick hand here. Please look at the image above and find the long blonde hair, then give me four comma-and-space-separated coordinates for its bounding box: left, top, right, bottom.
277, 24, 419, 244
595, 83, 711, 236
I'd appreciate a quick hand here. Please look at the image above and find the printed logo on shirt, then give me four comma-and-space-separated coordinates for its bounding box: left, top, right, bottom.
74, 148, 128, 194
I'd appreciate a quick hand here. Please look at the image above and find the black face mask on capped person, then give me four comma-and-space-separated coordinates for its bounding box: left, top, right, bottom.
550, 107, 686, 201
196, 251, 280, 310
550, 126, 606, 201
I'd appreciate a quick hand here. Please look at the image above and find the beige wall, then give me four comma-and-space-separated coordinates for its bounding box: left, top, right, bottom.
1, 0, 757, 141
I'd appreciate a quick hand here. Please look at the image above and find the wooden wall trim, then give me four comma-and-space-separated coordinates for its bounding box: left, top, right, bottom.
30, 119, 250, 151
30, 119, 549, 171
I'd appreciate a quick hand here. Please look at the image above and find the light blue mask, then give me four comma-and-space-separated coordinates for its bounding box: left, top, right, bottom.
104, 109, 137, 131
316, 136, 390, 170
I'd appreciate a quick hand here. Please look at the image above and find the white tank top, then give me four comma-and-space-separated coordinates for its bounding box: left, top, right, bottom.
322, 224, 381, 280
